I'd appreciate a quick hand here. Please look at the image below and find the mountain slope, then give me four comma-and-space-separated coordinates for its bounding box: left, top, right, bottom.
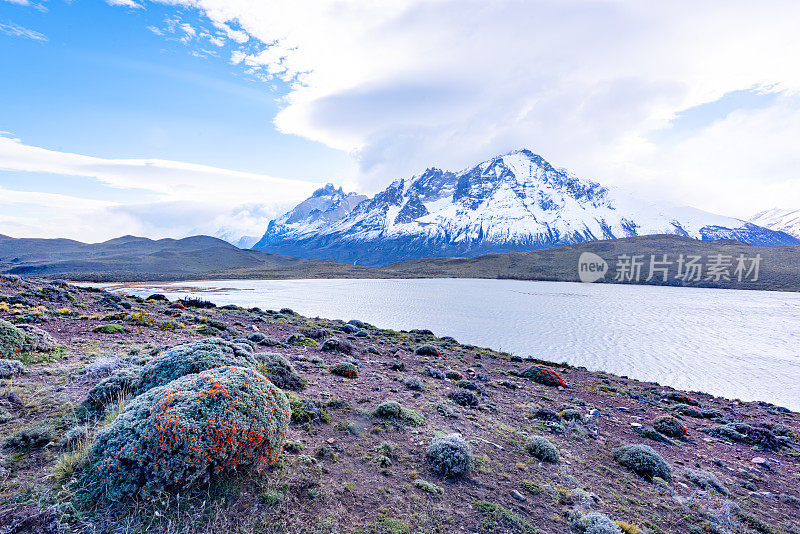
0, 234, 370, 281
750, 208, 800, 238
253, 149, 798, 266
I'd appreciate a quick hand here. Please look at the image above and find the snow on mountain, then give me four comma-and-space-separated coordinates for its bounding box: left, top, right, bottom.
750, 208, 800, 239
253, 149, 799, 266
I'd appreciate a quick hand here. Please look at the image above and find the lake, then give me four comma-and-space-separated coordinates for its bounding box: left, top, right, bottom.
94, 278, 800, 410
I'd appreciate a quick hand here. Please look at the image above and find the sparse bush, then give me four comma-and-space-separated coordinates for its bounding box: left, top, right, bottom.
612, 444, 671, 481
685, 469, 729, 495
4, 424, 54, 450
283, 441, 304, 453
17, 324, 57, 352
259, 353, 306, 390
0, 358, 25, 378
260, 489, 284, 506
321, 337, 355, 354
653, 416, 687, 438
178, 297, 216, 309
524, 435, 559, 463
373, 401, 426, 426
82, 365, 290, 500
286, 335, 319, 347
560, 408, 585, 422
672, 403, 703, 418
330, 362, 359, 378
474, 501, 537, 533
573, 512, 623, 534
533, 407, 562, 422
518, 364, 567, 387
423, 366, 445, 379
414, 478, 444, 495
136, 339, 257, 394
701, 423, 780, 450
404, 377, 422, 390
0, 319, 26, 357
84, 366, 143, 407
447, 389, 479, 408
426, 433, 472, 478
415, 344, 439, 356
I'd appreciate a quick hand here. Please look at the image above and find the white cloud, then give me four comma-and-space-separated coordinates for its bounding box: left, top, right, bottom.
0, 21, 46, 41
126, 0, 800, 217
0, 134, 321, 241
105, 0, 143, 9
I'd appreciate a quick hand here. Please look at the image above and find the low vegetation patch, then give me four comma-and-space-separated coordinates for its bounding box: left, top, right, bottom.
612, 444, 671, 482
426, 433, 472, 478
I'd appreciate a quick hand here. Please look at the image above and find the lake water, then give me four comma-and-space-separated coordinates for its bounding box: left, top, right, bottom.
95, 278, 800, 410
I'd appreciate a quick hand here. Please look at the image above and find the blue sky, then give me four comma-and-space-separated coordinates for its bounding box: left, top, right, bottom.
1, 1, 799, 242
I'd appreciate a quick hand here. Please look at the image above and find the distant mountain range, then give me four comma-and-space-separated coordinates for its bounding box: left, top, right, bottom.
0, 234, 369, 282
252, 149, 799, 266
750, 208, 800, 239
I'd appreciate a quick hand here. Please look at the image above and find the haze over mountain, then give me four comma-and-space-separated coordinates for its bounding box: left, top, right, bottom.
253, 150, 799, 266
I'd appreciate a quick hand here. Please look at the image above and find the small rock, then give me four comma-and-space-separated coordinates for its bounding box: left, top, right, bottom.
511, 490, 526, 501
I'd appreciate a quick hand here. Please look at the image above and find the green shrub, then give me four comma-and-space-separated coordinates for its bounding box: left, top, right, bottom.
83, 365, 290, 500
93, 324, 125, 334
560, 408, 585, 422
373, 401, 426, 426
136, 339, 257, 394
260, 489, 284, 506
259, 353, 306, 390
289, 396, 330, 424
652, 416, 687, 438
524, 435, 559, 463
330, 361, 358, 378
414, 478, 444, 495
612, 444, 671, 481
0, 319, 25, 357
474, 501, 537, 534
283, 441, 304, 453
447, 390, 479, 408
426, 433, 472, 478
574, 512, 623, 534
286, 335, 319, 347
685, 469, 729, 495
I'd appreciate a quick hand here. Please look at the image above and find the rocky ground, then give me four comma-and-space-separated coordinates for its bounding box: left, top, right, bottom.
0, 274, 798, 534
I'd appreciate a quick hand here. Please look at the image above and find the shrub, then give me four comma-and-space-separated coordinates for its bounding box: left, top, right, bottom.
574, 512, 623, 534
444, 369, 463, 380
0, 319, 25, 357
83, 365, 290, 500
0, 358, 25, 378
320, 337, 355, 354
519, 364, 567, 387
177, 297, 216, 308
404, 377, 422, 390
653, 416, 687, 438
447, 390, 479, 408
289, 396, 330, 424
84, 367, 143, 407
286, 335, 319, 347
93, 324, 125, 334
136, 339, 257, 394
524, 435, 559, 463
560, 408, 585, 422
701, 423, 780, 450
414, 478, 444, 495
146, 294, 168, 301
415, 344, 439, 356
330, 362, 359, 378
17, 324, 57, 352
259, 353, 306, 390
474, 501, 537, 534
423, 366, 445, 379
533, 408, 562, 422
612, 444, 671, 481
672, 403, 703, 418
373, 401, 426, 426
260, 489, 284, 506
426, 433, 472, 478
685, 469, 729, 495
4, 424, 54, 450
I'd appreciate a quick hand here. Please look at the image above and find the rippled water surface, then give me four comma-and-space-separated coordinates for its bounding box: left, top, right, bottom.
99, 279, 800, 410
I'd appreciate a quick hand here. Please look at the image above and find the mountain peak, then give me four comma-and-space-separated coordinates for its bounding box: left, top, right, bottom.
253, 150, 799, 266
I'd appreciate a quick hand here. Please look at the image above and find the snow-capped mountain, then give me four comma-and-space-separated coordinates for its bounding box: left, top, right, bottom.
750, 208, 800, 239
253, 150, 799, 266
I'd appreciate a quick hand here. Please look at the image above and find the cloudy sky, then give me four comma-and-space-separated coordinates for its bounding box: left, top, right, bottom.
1, 0, 799, 243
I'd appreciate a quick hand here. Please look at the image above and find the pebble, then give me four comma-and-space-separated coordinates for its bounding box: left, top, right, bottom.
511, 490, 526, 501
